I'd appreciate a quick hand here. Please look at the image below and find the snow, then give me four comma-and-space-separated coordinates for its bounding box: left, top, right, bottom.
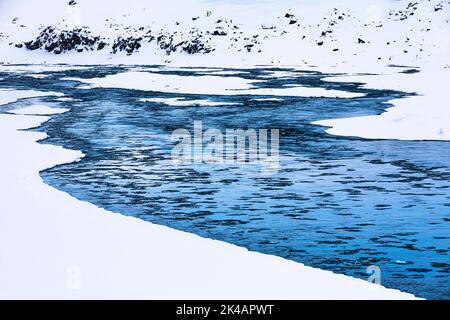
139, 97, 239, 106
0, 89, 63, 105
259, 71, 310, 79
55, 97, 80, 102
245, 86, 363, 98
0, 65, 92, 73
203, 70, 250, 76
251, 98, 284, 102
1, 0, 448, 71
8, 104, 70, 115
314, 65, 450, 140
65, 71, 364, 98
27, 74, 49, 79
0, 91, 417, 299
63, 71, 256, 95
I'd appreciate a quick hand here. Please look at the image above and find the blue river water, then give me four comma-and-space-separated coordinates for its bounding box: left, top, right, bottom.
1, 65, 449, 299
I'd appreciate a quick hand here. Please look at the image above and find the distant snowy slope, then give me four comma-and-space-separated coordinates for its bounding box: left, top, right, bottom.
0, 0, 448, 68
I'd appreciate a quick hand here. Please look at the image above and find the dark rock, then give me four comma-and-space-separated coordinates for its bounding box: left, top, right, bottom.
97, 41, 106, 50
244, 44, 254, 52
24, 26, 103, 54
182, 38, 213, 54
24, 39, 42, 50
112, 36, 143, 54
212, 30, 227, 36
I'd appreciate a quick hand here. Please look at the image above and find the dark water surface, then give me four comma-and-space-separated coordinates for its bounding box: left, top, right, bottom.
1, 65, 449, 299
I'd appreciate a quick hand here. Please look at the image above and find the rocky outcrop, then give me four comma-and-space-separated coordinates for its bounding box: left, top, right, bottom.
112, 36, 145, 55
157, 33, 213, 55
23, 26, 103, 54
20, 23, 213, 56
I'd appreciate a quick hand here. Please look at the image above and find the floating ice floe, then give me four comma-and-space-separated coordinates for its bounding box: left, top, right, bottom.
65, 71, 364, 98
27, 74, 49, 79
8, 104, 69, 115
251, 98, 284, 102
55, 97, 80, 102
0, 89, 64, 106
139, 97, 239, 106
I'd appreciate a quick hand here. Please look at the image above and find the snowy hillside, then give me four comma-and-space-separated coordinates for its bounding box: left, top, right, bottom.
0, 0, 449, 69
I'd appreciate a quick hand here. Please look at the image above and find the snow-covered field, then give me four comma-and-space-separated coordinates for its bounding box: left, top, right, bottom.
0, 0, 448, 299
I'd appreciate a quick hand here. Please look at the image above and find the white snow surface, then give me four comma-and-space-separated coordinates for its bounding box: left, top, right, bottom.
65, 71, 364, 98
0, 90, 417, 299
8, 104, 70, 115
314, 65, 450, 140
139, 97, 239, 106
0, 89, 63, 105
0, 65, 92, 73
55, 97, 80, 102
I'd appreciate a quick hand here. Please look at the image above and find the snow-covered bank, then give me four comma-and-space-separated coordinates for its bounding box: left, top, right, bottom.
0, 91, 417, 299
314, 65, 450, 140
0, 89, 63, 105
